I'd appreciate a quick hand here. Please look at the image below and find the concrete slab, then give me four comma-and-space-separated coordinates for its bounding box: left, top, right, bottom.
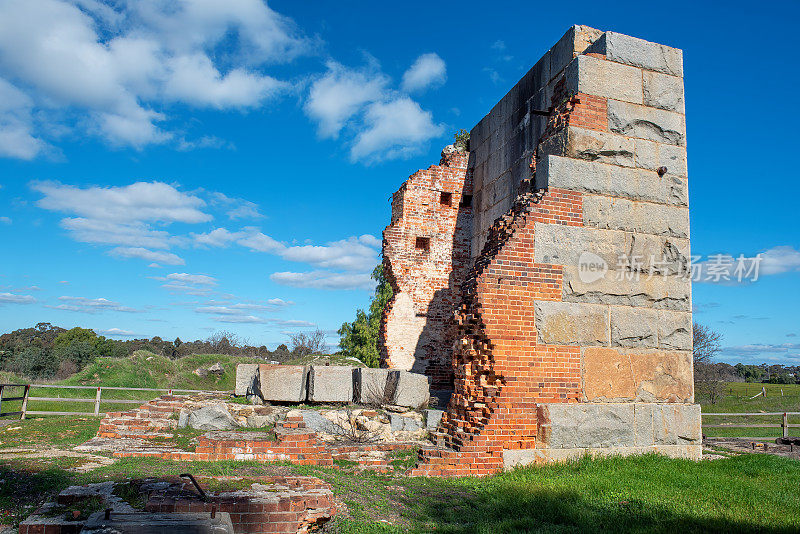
354, 368, 391, 404
82, 512, 233, 534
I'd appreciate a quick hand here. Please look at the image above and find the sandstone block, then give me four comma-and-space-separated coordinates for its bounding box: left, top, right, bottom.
566, 54, 643, 104
643, 70, 685, 113
308, 366, 354, 403
539, 126, 635, 168
258, 364, 308, 402
545, 403, 635, 448
550, 25, 604, 77
391, 370, 430, 408
633, 404, 655, 446
540, 155, 687, 206
562, 266, 691, 311
582, 195, 690, 238
611, 306, 658, 348
582, 347, 693, 402
634, 140, 688, 177
235, 364, 260, 396
607, 100, 686, 146
657, 310, 692, 350
354, 367, 392, 404
534, 301, 609, 346
533, 223, 690, 276
596, 31, 683, 77
654, 404, 702, 445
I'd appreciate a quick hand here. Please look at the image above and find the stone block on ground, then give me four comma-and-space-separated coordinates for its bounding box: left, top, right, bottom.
308, 366, 354, 403
258, 364, 308, 402
207, 362, 225, 375
354, 367, 391, 404
177, 410, 189, 428
300, 410, 333, 433
390, 413, 423, 432
390, 370, 430, 409
235, 364, 260, 396
188, 405, 238, 431
424, 409, 444, 431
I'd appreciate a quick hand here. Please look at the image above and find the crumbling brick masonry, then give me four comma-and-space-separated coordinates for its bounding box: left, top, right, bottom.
380, 25, 700, 476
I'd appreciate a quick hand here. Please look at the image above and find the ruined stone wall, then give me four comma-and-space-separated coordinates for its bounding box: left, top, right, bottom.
383, 26, 698, 476
380, 148, 472, 390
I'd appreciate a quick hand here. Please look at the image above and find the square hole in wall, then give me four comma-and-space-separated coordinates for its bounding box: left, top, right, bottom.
440, 192, 452, 206
415, 236, 430, 252
460, 194, 473, 207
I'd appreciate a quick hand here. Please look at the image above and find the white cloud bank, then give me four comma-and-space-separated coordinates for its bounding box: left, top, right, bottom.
0, 0, 311, 158
401, 53, 446, 93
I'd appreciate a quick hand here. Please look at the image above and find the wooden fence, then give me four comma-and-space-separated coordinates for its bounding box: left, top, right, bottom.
702, 412, 800, 439
0, 383, 231, 419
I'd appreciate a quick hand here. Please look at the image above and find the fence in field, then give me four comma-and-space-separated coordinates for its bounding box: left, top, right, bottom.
702, 412, 800, 439
0, 383, 232, 419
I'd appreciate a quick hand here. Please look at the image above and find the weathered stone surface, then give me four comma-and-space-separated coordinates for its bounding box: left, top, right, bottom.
596, 31, 683, 77
540, 155, 687, 206
177, 411, 188, 428
235, 364, 260, 396
299, 410, 332, 433
245, 413, 275, 428
562, 267, 691, 311
308, 366, 354, 403
582, 195, 690, 238
207, 362, 225, 375
611, 306, 658, 348
424, 409, 444, 431
582, 347, 693, 402
534, 223, 690, 276
634, 140, 688, 177
633, 403, 654, 446
258, 364, 308, 402
535, 301, 609, 346
566, 55, 643, 104
657, 310, 692, 350
188, 405, 238, 431
82, 511, 234, 534
390, 413, 423, 432
545, 403, 635, 448
654, 404, 702, 444
354, 367, 391, 404
391, 370, 430, 408
643, 71, 684, 113
382, 292, 426, 370
549, 25, 604, 77
503, 443, 702, 466
607, 100, 686, 146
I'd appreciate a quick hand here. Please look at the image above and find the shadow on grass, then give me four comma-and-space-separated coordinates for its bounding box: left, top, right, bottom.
400, 482, 796, 534
0, 464, 73, 526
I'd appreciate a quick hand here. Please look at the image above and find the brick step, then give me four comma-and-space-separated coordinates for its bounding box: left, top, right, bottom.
99, 430, 174, 440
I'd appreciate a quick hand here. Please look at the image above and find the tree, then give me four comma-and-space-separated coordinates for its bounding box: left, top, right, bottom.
338, 264, 394, 367
289, 329, 328, 357
693, 322, 725, 404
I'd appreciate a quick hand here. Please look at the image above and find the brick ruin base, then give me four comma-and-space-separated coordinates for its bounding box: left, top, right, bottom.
382, 25, 701, 476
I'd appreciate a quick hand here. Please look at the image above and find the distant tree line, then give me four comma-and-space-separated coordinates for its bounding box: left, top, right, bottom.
0, 322, 330, 380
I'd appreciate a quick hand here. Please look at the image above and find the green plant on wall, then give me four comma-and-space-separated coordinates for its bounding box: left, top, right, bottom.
337, 264, 394, 367
453, 129, 469, 151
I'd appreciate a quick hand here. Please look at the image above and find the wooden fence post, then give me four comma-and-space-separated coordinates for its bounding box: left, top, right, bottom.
20, 385, 30, 420
94, 387, 102, 416
783, 412, 789, 438
0, 385, 4, 417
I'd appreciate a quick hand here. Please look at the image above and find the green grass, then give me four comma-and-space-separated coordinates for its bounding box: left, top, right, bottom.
281, 352, 366, 367
699, 382, 800, 438
0, 416, 101, 449
1, 414, 799, 533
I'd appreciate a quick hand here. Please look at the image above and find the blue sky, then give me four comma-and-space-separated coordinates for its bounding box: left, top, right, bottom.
0, 0, 798, 365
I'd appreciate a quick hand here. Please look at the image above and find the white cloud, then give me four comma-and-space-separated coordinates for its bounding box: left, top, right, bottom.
401, 53, 446, 93
351, 97, 445, 161
215, 315, 269, 324
48, 295, 139, 313
0, 292, 36, 304
0, 216, 11, 224
165, 272, 217, 286
0, 0, 310, 156
280, 235, 380, 271
270, 270, 375, 290
305, 60, 388, 138
760, 246, 800, 275
99, 327, 136, 337
0, 78, 44, 159
34, 181, 209, 224
110, 247, 185, 265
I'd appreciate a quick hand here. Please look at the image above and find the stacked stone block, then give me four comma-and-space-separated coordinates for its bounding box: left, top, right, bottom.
378, 25, 701, 476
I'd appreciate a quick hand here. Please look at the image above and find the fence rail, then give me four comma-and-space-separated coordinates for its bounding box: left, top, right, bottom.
702, 411, 800, 439
0, 383, 231, 419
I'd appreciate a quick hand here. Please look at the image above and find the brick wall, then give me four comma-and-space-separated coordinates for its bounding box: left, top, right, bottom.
380, 148, 472, 390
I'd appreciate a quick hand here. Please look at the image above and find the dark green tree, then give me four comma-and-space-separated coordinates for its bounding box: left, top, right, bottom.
338, 264, 394, 367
